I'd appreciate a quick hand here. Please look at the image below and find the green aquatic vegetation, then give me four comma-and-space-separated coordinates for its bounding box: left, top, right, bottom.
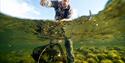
87, 58, 97, 63
0, 0, 125, 63
97, 53, 107, 61
113, 59, 124, 63
100, 59, 113, 63
74, 47, 125, 63
86, 53, 96, 58
107, 50, 121, 60
0, 53, 35, 63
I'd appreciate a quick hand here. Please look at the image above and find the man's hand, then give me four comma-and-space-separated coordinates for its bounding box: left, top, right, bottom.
40, 0, 46, 6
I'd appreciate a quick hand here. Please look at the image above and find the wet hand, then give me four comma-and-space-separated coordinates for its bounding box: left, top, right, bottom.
40, 0, 46, 6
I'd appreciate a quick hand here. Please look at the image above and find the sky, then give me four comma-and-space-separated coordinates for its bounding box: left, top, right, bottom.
0, 0, 108, 20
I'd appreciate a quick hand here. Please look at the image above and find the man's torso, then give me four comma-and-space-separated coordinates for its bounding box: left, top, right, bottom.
51, 1, 72, 20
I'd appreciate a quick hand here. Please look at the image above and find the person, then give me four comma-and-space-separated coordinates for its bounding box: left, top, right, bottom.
40, 0, 72, 20
40, 0, 74, 63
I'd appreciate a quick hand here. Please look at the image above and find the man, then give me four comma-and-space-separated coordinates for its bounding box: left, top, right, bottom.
40, 0, 74, 63
40, 0, 72, 20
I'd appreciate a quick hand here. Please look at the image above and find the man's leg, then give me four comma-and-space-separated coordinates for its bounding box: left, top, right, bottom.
64, 38, 74, 63
59, 22, 74, 63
